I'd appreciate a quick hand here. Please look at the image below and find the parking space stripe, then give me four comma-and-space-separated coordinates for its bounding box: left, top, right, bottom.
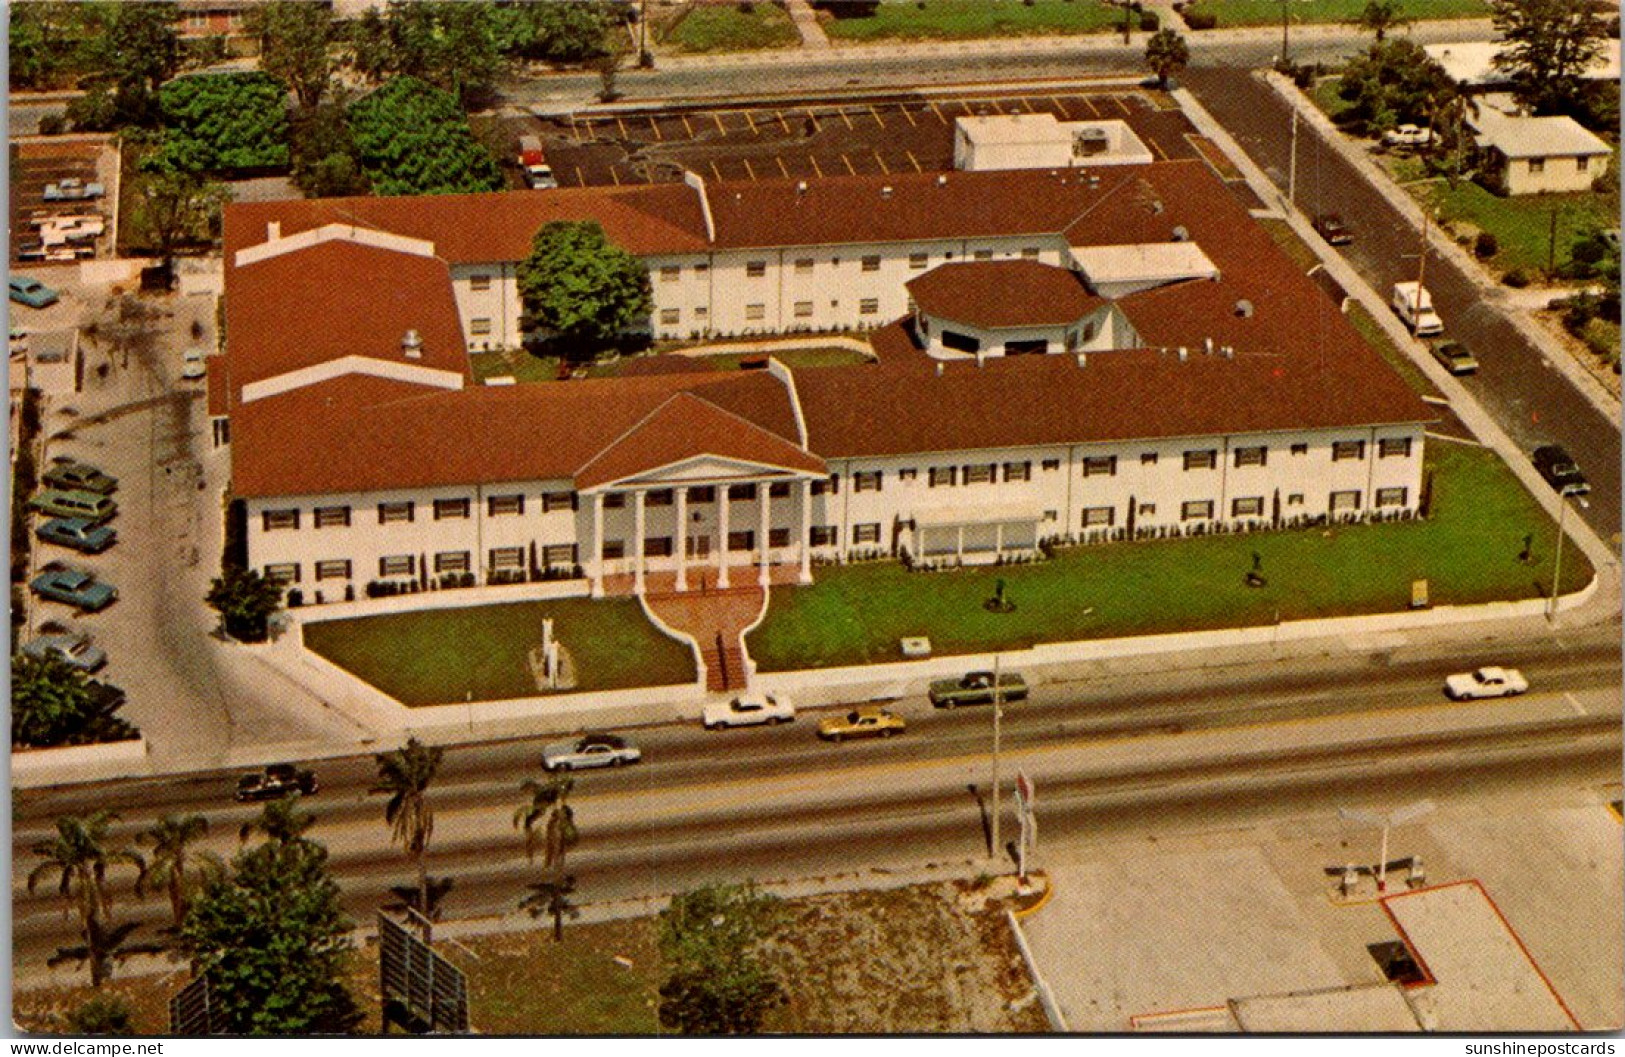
841, 152, 856, 175
1114, 96, 1132, 116
778, 110, 791, 134
1149, 135, 1168, 161
873, 150, 889, 174
608, 165, 621, 186
930, 100, 947, 124
986, 99, 1004, 114
681, 114, 694, 138
776, 155, 790, 179
743, 158, 756, 181
805, 109, 821, 132
900, 106, 917, 127
712, 113, 727, 135
870, 104, 885, 128
1080, 96, 1100, 117
574, 165, 585, 186
809, 154, 823, 178
905, 149, 921, 172
615, 116, 628, 138
745, 110, 758, 135
710, 160, 724, 181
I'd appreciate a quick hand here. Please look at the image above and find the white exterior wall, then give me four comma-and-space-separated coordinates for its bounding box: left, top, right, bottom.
449, 262, 520, 352
917, 305, 1119, 359
1501, 152, 1608, 196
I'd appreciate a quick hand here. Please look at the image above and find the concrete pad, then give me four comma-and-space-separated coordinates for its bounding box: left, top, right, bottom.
1231, 982, 1418, 1032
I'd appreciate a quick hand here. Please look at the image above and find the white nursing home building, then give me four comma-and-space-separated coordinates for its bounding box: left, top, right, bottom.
216, 156, 1432, 604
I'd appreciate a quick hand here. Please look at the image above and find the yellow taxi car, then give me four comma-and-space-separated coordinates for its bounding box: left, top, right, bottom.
816, 706, 905, 742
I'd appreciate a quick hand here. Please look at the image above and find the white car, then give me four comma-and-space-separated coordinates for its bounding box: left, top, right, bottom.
1444, 666, 1529, 700
1383, 124, 1433, 148
540, 732, 642, 771
181, 348, 207, 380
702, 692, 796, 730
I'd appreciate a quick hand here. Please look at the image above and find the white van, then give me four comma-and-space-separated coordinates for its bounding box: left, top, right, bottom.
1391, 281, 1443, 337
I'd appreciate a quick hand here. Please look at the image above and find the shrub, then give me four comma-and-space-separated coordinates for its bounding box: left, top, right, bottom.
1139, 11, 1159, 30
1474, 232, 1499, 259
153, 72, 290, 174
347, 77, 502, 196
1185, 10, 1217, 29
1502, 268, 1529, 288
36, 111, 65, 135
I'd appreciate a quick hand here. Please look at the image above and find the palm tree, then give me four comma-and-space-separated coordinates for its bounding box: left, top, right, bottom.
1354, 0, 1409, 42
513, 774, 578, 870
519, 874, 578, 943
137, 814, 224, 931
27, 811, 146, 986
1144, 29, 1190, 90
372, 738, 444, 926
237, 795, 316, 846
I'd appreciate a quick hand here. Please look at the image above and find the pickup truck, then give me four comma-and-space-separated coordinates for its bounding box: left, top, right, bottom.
928, 670, 1028, 708
1391, 281, 1443, 337
235, 764, 319, 802
518, 135, 557, 189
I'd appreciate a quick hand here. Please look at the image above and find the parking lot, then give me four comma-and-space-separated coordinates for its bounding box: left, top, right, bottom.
519, 89, 1223, 189
8, 135, 120, 265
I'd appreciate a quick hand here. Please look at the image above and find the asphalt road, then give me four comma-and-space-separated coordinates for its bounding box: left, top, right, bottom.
1181, 67, 1622, 545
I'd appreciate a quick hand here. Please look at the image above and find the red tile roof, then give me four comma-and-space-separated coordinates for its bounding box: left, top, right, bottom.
906, 260, 1103, 329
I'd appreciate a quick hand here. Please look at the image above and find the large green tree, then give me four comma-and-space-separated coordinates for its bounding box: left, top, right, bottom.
1144, 29, 1189, 89
517, 220, 653, 362
372, 738, 444, 933
1337, 38, 1456, 132
346, 76, 503, 195
656, 883, 787, 1034
1353, 0, 1409, 42
73, 1, 182, 127
205, 564, 284, 642
290, 99, 370, 198
137, 814, 223, 932
248, 0, 335, 109
181, 805, 360, 1035
9, 2, 84, 91
155, 72, 291, 174
11, 652, 136, 749
350, 0, 505, 107
494, 2, 614, 63
28, 812, 147, 987
1489, 0, 1612, 116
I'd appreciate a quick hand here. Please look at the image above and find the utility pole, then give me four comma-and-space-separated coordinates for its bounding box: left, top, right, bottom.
1548, 493, 1578, 621
1548, 207, 1560, 275
990, 653, 1003, 864
1122, 0, 1132, 46
1416, 208, 1430, 294
1280, 0, 1290, 66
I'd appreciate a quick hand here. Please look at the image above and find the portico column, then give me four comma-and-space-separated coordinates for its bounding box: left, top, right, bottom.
956, 525, 965, 562
632, 490, 646, 595
798, 479, 813, 584
589, 492, 605, 597
674, 487, 689, 592
717, 488, 731, 589
757, 482, 771, 587
994, 522, 1004, 557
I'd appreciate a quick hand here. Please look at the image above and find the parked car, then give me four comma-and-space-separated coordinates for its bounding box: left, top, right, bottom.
29, 489, 117, 522
1444, 666, 1529, 700
10, 275, 59, 309
20, 632, 107, 673
43, 178, 105, 201
1531, 445, 1590, 496
44, 460, 117, 495
541, 732, 642, 771
1382, 124, 1433, 148
703, 691, 796, 729
29, 563, 117, 611
235, 763, 319, 802
1312, 213, 1353, 245
10, 325, 27, 355
181, 347, 208, 380
928, 670, 1029, 708
1390, 281, 1443, 337
817, 707, 906, 742
1430, 340, 1478, 375
36, 517, 117, 554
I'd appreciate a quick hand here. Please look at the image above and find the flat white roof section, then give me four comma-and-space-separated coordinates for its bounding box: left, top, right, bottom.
954, 114, 1154, 171
957, 112, 1065, 144
1425, 39, 1620, 87
1070, 242, 1220, 298
1381, 881, 1580, 1032
1229, 983, 1419, 1033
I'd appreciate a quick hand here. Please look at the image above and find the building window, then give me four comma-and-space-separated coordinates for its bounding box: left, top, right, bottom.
1003, 461, 1031, 482
928, 466, 957, 488
1376, 487, 1408, 508
1528, 158, 1545, 174
1291, 443, 1309, 456
1021, 247, 1040, 259
378, 501, 414, 524
660, 308, 680, 325
1378, 437, 1412, 459
1577, 156, 1590, 172
1082, 506, 1114, 527
687, 486, 715, 503
1139, 502, 1156, 516
729, 483, 758, 502
861, 255, 881, 272
264, 563, 300, 584
728, 531, 755, 552
1234, 446, 1267, 468
1231, 496, 1265, 517
470, 274, 491, 291
262, 509, 300, 531
434, 551, 470, 574
315, 559, 351, 581
898, 468, 918, 481
488, 494, 524, 516
794, 257, 814, 274
963, 464, 995, 485
768, 528, 790, 548
433, 498, 470, 520
745, 303, 766, 321
859, 298, 880, 315
853, 523, 881, 544
542, 544, 578, 566
1332, 440, 1366, 462
1041, 459, 1060, 472
660, 265, 680, 281
602, 540, 625, 560
854, 470, 883, 492
314, 505, 350, 528
604, 493, 626, 509
1183, 450, 1217, 471
695, 262, 709, 275
1287, 493, 1304, 506
1329, 490, 1362, 513
1082, 455, 1117, 477
973, 249, 993, 261
908, 252, 929, 270
542, 491, 575, 513
1141, 452, 1158, 465
794, 301, 814, 318
489, 546, 525, 570
811, 479, 829, 496
379, 555, 415, 577
646, 489, 673, 507
1044, 510, 1058, 521
470, 318, 492, 335
695, 306, 708, 319
1181, 500, 1215, 521
745, 260, 767, 277
810, 525, 838, 547
769, 481, 791, 498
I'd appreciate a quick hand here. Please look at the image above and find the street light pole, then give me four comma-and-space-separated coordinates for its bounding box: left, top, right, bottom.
1548, 492, 1573, 621
990, 653, 1003, 865
1280, 0, 1290, 66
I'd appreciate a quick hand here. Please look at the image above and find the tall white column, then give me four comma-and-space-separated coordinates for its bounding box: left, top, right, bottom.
674, 487, 689, 592
956, 525, 965, 562
798, 479, 813, 584
994, 521, 1004, 557
717, 488, 731, 589
758, 483, 771, 587
632, 490, 646, 595
589, 492, 605, 597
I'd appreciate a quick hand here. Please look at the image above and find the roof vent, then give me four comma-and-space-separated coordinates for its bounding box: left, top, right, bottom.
401, 329, 424, 359
1235, 299, 1254, 318
1088, 174, 1100, 188
1222, 345, 1235, 359
935, 361, 944, 377
1177, 346, 1188, 362
1172, 225, 1189, 242
1151, 199, 1164, 215
881, 186, 893, 199
796, 180, 808, 195
1204, 337, 1214, 356
937, 174, 948, 187
1076, 352, 1087, 369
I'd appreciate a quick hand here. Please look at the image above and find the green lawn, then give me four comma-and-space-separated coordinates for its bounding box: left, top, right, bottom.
697, 347, 873, 370
749, 443, 1591, 670
1346, 301, 1438, 397
304, 598, 695, 705
660, 1, 802, 52
470, 348, 562, 384
1188, 0, 1488, 29
1417, 177, 1619, 278
823, 0, 1123, 42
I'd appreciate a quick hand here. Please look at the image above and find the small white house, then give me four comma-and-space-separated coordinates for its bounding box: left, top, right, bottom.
1470, 108, 1612, 196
